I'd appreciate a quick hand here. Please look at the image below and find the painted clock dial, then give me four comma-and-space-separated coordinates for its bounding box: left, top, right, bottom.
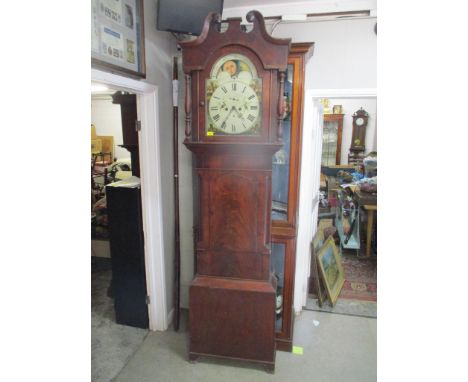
205, 53, 262, 135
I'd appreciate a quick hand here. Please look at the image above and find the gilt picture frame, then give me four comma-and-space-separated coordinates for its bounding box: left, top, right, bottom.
316, 236, 345, 307
91, 0, 146, 78
311, 229, 326, 306
333, 105, 342, 114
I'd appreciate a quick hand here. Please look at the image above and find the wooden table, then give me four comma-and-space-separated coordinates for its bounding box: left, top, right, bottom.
354, 190, 377, 257
362, 205, 377, 257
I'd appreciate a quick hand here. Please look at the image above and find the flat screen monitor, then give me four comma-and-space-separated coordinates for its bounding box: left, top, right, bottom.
157, 0, 224, 36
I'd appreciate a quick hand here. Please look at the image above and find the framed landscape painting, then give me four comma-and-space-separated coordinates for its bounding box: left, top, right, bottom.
317, 236, 345, 307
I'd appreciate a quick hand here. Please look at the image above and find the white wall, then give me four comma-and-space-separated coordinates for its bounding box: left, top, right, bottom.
273, 18, 377, 90
91, 96, 130, 161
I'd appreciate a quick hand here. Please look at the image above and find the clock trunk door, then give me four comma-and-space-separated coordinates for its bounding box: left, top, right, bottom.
196, 168, 271, 280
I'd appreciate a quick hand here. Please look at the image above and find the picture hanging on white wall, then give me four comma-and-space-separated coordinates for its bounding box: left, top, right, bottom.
91, 0, 146, 78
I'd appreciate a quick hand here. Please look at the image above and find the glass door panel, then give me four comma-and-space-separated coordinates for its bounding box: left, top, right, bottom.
322, 120, 338, 166
271, 64, 293, 221
271, 242, 286, 332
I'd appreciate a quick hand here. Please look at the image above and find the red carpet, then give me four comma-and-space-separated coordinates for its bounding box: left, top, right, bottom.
339, 255, 377, 302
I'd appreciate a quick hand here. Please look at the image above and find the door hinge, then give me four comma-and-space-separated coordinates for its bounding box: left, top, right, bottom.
145, 295, 150, 304
135, 120, 141, 132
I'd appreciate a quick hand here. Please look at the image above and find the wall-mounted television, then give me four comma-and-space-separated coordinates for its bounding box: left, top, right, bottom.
157, 0, 224, 36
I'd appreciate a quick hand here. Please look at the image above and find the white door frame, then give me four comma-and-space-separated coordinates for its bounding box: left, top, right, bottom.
92, 69, 168, 331
294, 91, 324, 314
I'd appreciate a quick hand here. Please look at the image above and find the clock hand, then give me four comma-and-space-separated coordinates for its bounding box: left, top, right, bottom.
220, 105, 237, 126
235, 108, 245, 120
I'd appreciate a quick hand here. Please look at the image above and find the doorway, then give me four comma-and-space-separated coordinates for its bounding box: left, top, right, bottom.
91, 83, 149, 382
293, 90, 377, 317
308, 93, 377, 317
91, 68, 169, 331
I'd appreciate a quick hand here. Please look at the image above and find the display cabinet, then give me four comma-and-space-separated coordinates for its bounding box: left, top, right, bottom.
106, 182, 148, 329
321, 113, 343, 166
271, 42, 314, 351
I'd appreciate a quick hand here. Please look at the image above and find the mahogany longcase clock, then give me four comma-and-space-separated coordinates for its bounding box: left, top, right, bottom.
179, 11, 291, 372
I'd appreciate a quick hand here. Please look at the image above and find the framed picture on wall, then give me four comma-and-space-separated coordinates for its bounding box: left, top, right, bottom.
91, 0, 146, 78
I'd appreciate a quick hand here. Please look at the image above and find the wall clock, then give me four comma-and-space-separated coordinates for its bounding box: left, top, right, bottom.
179, 11, 291, 373
350, 107, 369, 152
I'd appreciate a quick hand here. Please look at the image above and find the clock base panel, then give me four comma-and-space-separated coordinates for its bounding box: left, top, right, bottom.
189, 275, 277, 367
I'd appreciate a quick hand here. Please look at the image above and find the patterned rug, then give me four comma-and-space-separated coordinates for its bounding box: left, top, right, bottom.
339, 254, 377, 302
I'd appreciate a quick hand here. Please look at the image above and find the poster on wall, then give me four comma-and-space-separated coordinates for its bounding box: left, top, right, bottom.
101, 25, 124, 61
101, 0, 123, 24
91, 0, 146, 78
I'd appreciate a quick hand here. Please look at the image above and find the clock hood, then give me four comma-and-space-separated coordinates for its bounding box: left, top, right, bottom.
179, 10, 291, 74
